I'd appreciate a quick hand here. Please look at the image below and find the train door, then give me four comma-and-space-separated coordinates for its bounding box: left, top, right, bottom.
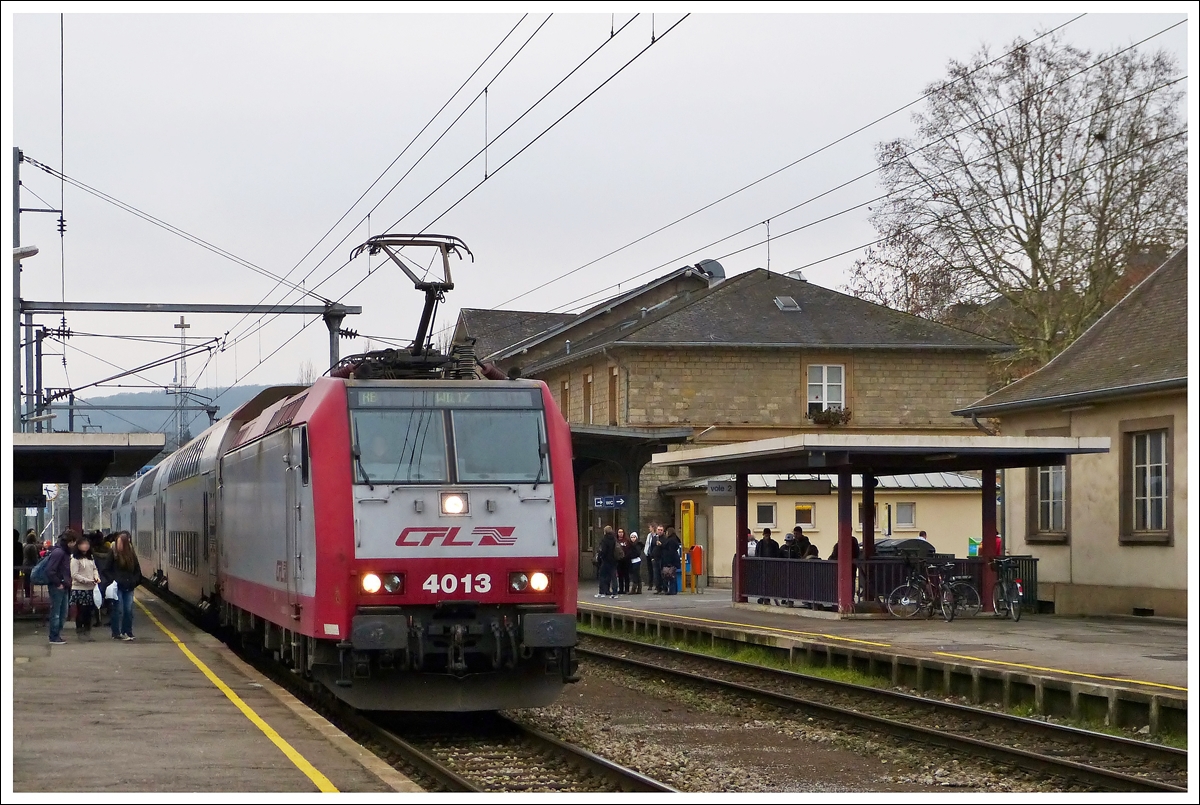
203, 472, 218, 593
285, 427, 304, 616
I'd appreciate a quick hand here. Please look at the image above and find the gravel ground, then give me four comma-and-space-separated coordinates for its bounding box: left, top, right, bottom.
507, 657, 1071, 793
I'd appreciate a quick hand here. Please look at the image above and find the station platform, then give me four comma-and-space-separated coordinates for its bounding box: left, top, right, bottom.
12, 591, 419, 793
576, 591, 1188, 734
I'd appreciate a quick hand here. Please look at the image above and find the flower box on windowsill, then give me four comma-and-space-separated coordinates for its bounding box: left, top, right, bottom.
807, 407, 853, 426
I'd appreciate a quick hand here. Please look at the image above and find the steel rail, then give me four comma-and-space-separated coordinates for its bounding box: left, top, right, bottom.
579, 635, 1185, 793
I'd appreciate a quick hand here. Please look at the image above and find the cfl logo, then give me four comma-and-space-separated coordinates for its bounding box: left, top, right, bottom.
395, 526, 517, 547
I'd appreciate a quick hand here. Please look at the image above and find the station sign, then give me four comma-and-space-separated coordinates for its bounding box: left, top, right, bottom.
593, 495, 627, 509
706, 480, 736, 498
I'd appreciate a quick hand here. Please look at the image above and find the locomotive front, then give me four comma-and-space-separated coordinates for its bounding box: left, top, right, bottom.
322, 379, 579, 710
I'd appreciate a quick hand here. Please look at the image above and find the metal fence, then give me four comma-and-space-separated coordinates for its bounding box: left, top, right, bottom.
739, 555, 1039, 611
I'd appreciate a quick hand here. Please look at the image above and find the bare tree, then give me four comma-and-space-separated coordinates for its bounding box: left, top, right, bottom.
848, 35, 1186, 371
297, 359, 317, 385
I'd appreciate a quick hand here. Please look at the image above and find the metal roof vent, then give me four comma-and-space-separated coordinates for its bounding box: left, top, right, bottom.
786, 268, 808, 282
695, 259, 726, 287
774, 295, 801, 312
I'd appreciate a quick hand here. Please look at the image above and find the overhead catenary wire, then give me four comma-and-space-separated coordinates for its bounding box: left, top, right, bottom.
21, 156, 331, 303
461, 14, 1092, 317
210, 14, 666, 396
221, 14, 534, 343
428, 22, 1186, 349
229, 12, 640, 350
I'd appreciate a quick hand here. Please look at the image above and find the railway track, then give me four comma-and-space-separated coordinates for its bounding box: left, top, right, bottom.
371, 712, 674, 793
146, 587, 672, 793
579, 632, 1187, 793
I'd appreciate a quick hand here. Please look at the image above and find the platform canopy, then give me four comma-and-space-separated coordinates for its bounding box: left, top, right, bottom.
651, 432, 1110, 476
12, 432, 166, 485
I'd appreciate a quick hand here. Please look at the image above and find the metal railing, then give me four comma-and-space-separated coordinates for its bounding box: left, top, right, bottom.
739, 555, 1039, 612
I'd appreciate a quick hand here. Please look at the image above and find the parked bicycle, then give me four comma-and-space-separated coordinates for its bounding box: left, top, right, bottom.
991, 557, 1024, 621
887, 561, 980, 622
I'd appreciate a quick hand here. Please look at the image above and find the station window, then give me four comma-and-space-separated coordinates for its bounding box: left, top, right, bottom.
896, 502, 916, 529
795, 503, 815, 528
856, 502, 878, 530
559, 380, 569, 419
1118, 416, 1173, 546
583, 372, 594, 425
608, 367, 619, 426
755, 502, 776, 528
1036, 466, 1065, 532
807, 364, 844, 415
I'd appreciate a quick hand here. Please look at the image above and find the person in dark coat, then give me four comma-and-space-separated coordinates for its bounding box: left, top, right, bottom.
44, 529, 78, 645
828, 536, 861, 561
659, 527, 682, 595
594, 526, 618, 599
757, 528, 780, 559
615, 528, 632, 595
93, 538, 116, 627
628, 532, 645, 594
22, 533, 41, 598
110, 531, 142, 640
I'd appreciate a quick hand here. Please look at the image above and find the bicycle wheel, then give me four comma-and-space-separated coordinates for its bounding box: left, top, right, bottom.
953, 582, 981, 618
1010, 587, 1022, 622
992, 581, 1009, 618
887, 583, 924, 618
941, 587, 956, 622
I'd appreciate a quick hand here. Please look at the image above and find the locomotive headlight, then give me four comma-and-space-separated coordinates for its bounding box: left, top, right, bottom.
530, 572, 550, 592
440, 491, 469, 515
509, 572, 529, 592
362, 573, 382, 594
383, 573, 404, 594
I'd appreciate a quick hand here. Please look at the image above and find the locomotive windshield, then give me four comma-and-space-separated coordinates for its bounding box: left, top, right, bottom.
349, 387, 548, 485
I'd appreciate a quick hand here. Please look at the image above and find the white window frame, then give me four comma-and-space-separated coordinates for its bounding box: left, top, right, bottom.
895, 502, 916, 529
807, 364, 845, 415
1037, 465, 1066, 532
1132, 430, 1167, 532
755, 502, 777, 528
856, 502, 879, 531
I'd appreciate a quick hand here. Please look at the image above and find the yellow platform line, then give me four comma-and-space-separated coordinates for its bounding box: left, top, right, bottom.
933, 652, 1187, 692
137, 599, 339, 792
581, 600, 893, 648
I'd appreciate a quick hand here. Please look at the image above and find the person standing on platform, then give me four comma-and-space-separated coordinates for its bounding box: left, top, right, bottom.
22, 533, 40, 598
745, 528, 758, 557
595, 526, 618, 599
628, 532, 644, 594
643, 524, 659, 593
615, 528, 632, 595
44, 530, 77, 645
70, 536, 101, 640
110, 531, 141, 640
93, 537, 115, 627
660, 527, 682, 595
757, 528, 780, 559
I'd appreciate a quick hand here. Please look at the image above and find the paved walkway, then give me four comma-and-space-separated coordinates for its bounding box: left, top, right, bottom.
12, 591, 418, 793
578, 591, 1188, 693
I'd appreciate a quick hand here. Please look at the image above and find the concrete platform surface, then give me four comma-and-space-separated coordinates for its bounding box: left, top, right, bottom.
12, 591, 417, 793
578, 591, 1188, 693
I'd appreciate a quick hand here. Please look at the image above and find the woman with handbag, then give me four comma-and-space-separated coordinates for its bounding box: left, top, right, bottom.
69, 536, 102, 640
110, 531, 141, 641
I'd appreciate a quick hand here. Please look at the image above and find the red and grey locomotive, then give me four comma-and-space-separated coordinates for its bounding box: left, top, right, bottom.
112, 235, 580, 710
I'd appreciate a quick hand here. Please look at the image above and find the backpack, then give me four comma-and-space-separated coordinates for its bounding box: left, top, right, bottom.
29, 553, 52, 585
613, 540, 626, 561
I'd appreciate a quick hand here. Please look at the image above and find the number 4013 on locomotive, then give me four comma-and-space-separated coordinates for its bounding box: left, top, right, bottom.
112, 235, 580, 711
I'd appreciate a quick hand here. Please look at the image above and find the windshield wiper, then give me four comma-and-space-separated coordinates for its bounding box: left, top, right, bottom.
532, 443, 548, 490
353, 445, 375, 490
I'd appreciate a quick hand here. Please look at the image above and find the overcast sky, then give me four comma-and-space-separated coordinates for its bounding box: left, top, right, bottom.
5, 8, 1192, 421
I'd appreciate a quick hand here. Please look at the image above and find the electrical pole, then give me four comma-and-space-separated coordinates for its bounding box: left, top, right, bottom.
174, 315, 190, 448
13, 146, 22, 431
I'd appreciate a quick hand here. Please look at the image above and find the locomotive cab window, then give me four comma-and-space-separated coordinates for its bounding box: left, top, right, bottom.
300, 427, 310, 486
348, 386, 547, 485
453, 409, 549, 483
352, 409, 448, 483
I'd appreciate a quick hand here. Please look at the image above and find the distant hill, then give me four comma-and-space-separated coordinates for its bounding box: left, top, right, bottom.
48, 385, 275, 446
